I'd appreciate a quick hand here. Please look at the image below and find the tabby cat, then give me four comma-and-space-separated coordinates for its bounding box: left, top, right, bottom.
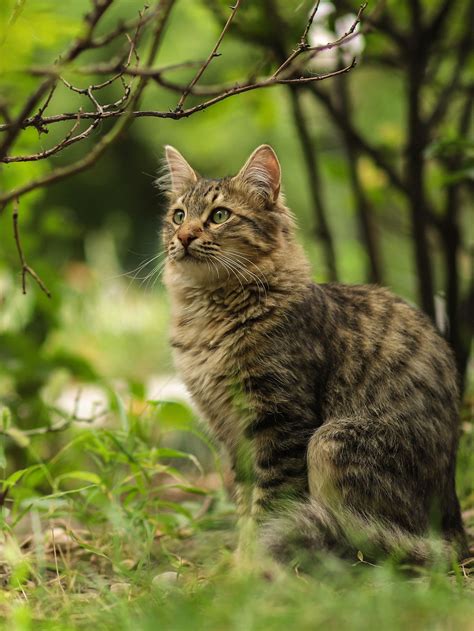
161, 144, 467, 564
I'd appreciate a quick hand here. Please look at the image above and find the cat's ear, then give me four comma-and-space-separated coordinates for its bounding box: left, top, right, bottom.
162, 145, 198, 193
235, 145, 281, 202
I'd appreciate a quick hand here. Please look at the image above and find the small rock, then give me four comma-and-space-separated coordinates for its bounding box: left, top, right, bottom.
110, 582, 131, 595
152, 572, 179, 590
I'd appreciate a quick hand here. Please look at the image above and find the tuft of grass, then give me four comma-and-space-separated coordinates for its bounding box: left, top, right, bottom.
0, 390, 472, 630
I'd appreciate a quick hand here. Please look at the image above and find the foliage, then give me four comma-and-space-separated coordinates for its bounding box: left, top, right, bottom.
0, 0, 473, 628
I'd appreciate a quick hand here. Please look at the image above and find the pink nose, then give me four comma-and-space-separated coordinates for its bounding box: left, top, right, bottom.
178, 231, 198, 249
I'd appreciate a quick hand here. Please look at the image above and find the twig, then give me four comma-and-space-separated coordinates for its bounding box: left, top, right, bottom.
12, 199, 51, 297
304, 3, 367, 66
175, 0, 242, 112
0, 61, 355, 204
271, 0, 321, 78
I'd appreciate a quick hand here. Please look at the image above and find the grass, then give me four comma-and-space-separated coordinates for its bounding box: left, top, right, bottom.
0, 390, 472, 631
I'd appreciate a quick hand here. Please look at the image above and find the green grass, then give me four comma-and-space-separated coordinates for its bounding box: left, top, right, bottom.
0, 391, 472, 631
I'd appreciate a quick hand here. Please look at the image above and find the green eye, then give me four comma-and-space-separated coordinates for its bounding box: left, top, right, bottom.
173, 209, 185, 225
211, 208, 231, 224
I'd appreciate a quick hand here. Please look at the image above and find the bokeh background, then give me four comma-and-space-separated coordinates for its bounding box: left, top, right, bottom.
0, 1, 473, 625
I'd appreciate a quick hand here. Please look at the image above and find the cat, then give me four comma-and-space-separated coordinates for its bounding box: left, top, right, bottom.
160, 144, 467, 565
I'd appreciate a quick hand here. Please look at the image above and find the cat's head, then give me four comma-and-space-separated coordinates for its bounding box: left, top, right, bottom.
160, 144, 295, 286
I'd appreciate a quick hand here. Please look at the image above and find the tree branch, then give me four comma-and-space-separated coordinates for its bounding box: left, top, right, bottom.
175, 0, 242, 112
289, 88, 338, 281
12, 199, 51, 297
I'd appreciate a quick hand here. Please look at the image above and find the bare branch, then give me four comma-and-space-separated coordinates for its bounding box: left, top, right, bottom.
273, 2, 367, 79
175, 0, 242, 111
0, 60, 356, 176
270, 0, 322, 78
12, 199, 51, 297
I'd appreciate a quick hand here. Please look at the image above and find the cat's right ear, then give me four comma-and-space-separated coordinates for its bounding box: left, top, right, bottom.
160, 145, 198, 193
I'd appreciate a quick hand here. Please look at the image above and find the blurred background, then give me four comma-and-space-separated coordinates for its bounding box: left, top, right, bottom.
0, 0, 472, 486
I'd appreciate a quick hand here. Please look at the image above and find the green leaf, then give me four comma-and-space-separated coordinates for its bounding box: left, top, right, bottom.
147, 400, 196, 430
55, 471, 101, 486
3, 464, 42, 490
0, 437, 6, 469
0, 406, 11, 431
173, 484, 209, 496
110, 391, 129, 433
6, 427, 30, 448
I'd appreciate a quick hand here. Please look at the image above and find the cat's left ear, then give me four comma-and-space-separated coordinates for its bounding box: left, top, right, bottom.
235, 145, 281, 202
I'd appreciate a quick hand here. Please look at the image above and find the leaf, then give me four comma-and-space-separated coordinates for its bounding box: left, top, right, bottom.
6, 427, 30, 448
3, 464, 42, 490
154, 447, 203, 474
173, 484, 209, 496
0, 406, 11, 431
55, 471, 101, 486
147, 400, 196, 431
357, 550, 364, 562
110, 391, 129, 433
0, 437, 6, 470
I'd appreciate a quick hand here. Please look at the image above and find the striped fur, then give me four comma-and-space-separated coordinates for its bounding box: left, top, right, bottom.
161, 145, 468, 564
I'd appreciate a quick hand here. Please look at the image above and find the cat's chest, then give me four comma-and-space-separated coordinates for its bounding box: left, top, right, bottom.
170, 312, 255, 445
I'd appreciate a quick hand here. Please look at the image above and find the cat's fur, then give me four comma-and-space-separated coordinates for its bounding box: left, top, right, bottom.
161, 144, 467, 564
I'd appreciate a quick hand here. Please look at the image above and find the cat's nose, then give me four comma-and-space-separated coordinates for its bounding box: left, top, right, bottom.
178, 230, 200, 249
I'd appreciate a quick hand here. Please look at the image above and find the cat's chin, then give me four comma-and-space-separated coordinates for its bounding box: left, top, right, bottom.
166, 256, 221, 286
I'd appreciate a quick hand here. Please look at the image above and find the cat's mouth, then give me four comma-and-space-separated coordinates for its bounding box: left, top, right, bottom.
173, 248, 204, 263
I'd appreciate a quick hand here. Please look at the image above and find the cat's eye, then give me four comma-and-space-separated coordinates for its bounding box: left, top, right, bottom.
211, 207, 231, 224
172, 209, 186, 225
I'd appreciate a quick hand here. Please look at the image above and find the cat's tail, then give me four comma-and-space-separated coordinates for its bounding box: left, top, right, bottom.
259, 498, 465, 567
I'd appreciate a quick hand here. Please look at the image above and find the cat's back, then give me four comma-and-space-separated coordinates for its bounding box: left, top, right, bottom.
315, 282, 459, 427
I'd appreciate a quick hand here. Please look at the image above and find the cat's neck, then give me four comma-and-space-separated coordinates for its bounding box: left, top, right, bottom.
165, 243, 311, 319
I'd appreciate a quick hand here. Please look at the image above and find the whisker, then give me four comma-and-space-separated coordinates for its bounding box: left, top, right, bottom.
217, 252, 268, 302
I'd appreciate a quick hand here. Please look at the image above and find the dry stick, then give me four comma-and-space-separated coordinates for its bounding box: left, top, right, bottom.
303, 2, 367, 67
2, 109, 110, 165
175, 0, 242, 112
12, 199, 52, 297
289, 88, 338, 282
0, 2, 362, 139
338, 0, 405, 46
0, 78, 55, 160
26, 57, 206, 81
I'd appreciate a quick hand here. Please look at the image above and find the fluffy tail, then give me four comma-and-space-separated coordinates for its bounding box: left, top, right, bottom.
259, 499, 465, 568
